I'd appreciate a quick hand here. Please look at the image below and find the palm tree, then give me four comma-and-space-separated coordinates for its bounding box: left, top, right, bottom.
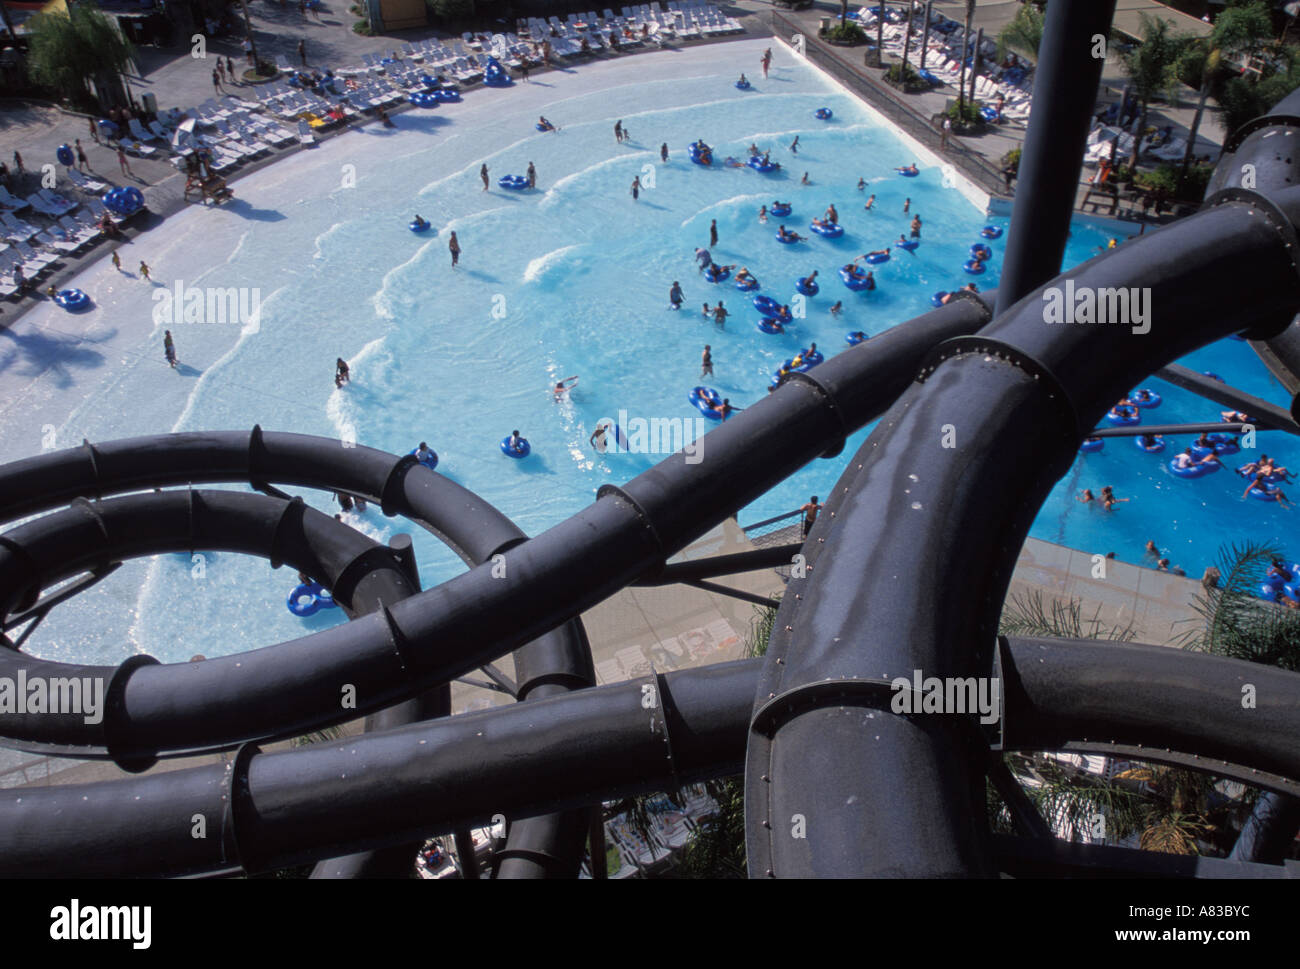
1120, 13, 1187, 168
25, 4, 135, 111
956, 0, 974, 117
996, 1, 1044, 62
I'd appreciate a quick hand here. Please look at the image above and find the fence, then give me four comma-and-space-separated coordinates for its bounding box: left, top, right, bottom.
769, 10, 1007, 197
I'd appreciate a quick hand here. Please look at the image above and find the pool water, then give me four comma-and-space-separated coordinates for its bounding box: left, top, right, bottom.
0, 38, 1292, 670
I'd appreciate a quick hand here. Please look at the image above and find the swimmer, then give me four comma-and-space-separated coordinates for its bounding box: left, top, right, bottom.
902, 197, 910, 213
527, 161, 536, 189
1100, 486, 1128, 511
480, 164, 489, 191
714, 397, 740, 420
857, 178, 866, 191
1221, 409, 1251, 424
899, 164, 918, 176
335, 357, 350, 387
1144, 540, 1159, 559
910, 215, 921, 238
631, 175, 640, 200
702, 302, 712, 318
829, 301, 843, 316
800, 269, 818, 288
669, 280, 684, 309
713, 301, 728, 327
865, 248, 890, 259
661, 142, 668, 162
1172, 447, 1196, 470
701, 344, 713, 378
1076, 489, 1094, 504
825, 204, 838, 224
507, 429, 526, 453
790, 135, 799, 154
695, 247, 713, 270
961, 283, 979, 293
411, 214, 429, 230
738, 73, 748, 85
748, 144, 759, 156
553, 375, 579, 398
864, 194, 875, 210
735, 267, 754, 283
590, 423, 610, 452
800, 172, 810, 185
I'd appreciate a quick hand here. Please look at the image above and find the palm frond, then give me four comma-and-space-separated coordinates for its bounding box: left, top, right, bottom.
998, 589, 1137, 641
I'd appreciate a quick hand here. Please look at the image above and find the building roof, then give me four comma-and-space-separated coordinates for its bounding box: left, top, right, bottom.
1112, 0, 1213, 41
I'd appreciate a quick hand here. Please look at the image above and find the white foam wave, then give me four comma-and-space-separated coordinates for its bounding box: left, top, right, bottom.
523, 244, 583, 283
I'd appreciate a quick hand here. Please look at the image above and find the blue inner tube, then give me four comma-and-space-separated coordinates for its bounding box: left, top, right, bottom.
704, 265, 731, 283
810, 221, 844, 238
408, 447, 438, 470
752, 294, 782, 315
735, 275, 759, 291
846, 331, 867, 345
896, 239, 919, 251
689, 386, 724, 420
498, 175, 529, 190
535, 122, 551, 131
756, 318, 785, 334
1250, 483, 1281, 501
1079, 438, 1104, 453
795, 350, 824, 368
409, 220, 431, 233
770, 203, 792, 217
688, 143, 713, 165
747, 157, 779, 173
795, 277, 819, 296
1134, 435, 1165, 453
736, 80, 751, 90
931, 291, 948, 307
54, 289, 90, 311
500, 436, 531, 458
815, 108, 832, 119
287, 582, 322, 618
433, 88, 460, 102
1203, 371, 1224, 382
1105, 406, 1140, 426
1169, 458, 1213, 478
1206, 432, 1240, 455
896, 167, 919, 177
1260, 583, 1282, 601
409, 92, 438, 107
840, 266, 871, 290
980, 225, 1003, 239
969, 243, 992, 260
963, 259, 986, 275
980, 106, 999, 122
775, 230, 799, 244
56, 144, 73, 166
1129, 389, 1161, 408
865, 252, 890, 265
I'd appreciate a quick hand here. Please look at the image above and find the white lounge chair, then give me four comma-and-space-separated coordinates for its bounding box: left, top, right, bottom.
297, 121, 317, 145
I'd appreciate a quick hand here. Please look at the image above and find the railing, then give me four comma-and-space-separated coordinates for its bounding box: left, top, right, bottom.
740, 508, 803, 554
770, 10, 1007, 197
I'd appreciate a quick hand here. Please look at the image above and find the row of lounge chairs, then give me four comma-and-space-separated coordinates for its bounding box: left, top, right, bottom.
0, 201, 122, 298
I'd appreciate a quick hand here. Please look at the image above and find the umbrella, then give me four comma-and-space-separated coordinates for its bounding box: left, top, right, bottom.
171, 117, 197, 152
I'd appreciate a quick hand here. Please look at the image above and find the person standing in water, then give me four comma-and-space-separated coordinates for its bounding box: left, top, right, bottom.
448, 231, 460, 267
614, 120, 623, 143
480, 164, 489, 191
910, 215, 922, 238
903, 197, 910, 214
864, 194, 875, 211
631, 175, 640, 201
761, 47, 772, 78
527, 161, 536, 189
660, 143, 668, 162
163, 330, 177, 368
335, 358, 350, 387
701, 344, 713, 378
669, 280, 683, 309
790, 135, 799, 154
709, 219, 718, 247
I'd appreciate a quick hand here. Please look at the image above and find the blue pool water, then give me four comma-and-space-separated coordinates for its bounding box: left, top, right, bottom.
1, 39, 1293, 668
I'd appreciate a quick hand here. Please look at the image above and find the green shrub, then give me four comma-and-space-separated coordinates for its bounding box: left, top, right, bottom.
824, 21, 865, 44
352, 19, 372, 34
